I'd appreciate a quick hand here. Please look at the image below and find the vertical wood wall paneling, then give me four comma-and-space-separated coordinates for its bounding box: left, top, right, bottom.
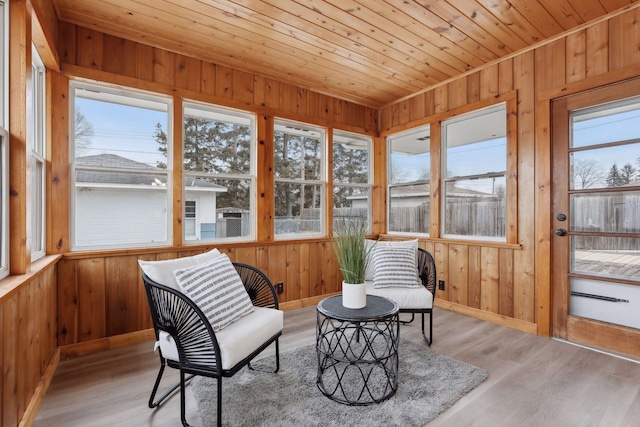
512, 50, 536, 324
499, 248, 515, 317
434, 242, 449, 301
609, 8, 640, 70
57, 258, 78, 346
566, 30, 587, 83
77, 258, 107, 342
76, 27, 103, 70
286, 244, 301, 302
105, 256, 141, 336
468, 246, 482, 309
480, 246, 500, 313
586, 21, 609, 77
173, 97, 184, 247
9, 0, 32, 274
257, 115, 274, 241
175, 54, 201, 93
429, 122, 441, 239
3, 294, 19, 426
449, 244, 469, 306
47, 71, 70, 254
371, 136, 387, 235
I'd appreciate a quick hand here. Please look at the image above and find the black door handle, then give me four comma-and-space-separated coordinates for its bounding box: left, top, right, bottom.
555, 228, 567, 236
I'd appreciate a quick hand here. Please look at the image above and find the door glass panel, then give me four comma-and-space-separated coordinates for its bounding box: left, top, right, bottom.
568, 96, 640, 329
570, 143, 640, 190
570, 191, 640, 233
571, 96, 640, 148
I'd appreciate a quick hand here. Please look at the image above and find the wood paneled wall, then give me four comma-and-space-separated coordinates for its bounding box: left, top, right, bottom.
379, 6, 640, 336
0, 258, 58, 427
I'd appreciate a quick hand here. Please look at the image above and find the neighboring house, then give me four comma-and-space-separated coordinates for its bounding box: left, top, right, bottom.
75, 154, 226, 246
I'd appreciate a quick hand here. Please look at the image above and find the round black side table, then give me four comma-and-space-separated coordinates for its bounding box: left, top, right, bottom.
316, 295, 400, 405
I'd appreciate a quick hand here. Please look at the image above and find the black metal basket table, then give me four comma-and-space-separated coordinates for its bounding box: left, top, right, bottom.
316, 295, 400, 405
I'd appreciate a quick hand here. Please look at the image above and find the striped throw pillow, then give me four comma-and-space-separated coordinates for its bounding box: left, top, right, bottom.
173, 254, 254, 331
372, 245, 420, 288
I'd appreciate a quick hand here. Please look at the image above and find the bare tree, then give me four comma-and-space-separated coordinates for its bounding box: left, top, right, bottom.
572, 159, 604, 189
74, 110, 94, 156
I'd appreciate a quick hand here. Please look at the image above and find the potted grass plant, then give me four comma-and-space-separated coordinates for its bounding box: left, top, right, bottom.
332, 218, 375, 309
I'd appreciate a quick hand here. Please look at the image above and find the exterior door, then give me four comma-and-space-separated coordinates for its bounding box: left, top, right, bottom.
552, 79, 640, 359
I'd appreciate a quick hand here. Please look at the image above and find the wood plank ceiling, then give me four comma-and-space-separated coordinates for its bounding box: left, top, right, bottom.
52, 0, 636, 108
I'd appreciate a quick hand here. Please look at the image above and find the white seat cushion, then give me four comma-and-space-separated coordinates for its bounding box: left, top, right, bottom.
365, 281, 433, 310
154, 306, 283, 371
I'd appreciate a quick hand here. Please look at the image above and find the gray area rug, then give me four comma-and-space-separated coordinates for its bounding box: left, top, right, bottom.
192, 339, 487, 426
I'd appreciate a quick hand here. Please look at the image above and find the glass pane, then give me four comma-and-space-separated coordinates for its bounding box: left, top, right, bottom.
388, 127, 430, 185
570, 191, 640, 233
74, 93, 168, 169
183, 114, 251, 174
444, 177, 506, 239
571, 96, 640, 148
275, 182, 322, 236
570, 143, 640, 190
274, 127, 323, 180
333, 133, 369, 184
571, 236, 640, 281
388, 183, 429, 234
443, 104, 506, 178
183, 176, 252, 240
333, 185, 369, 231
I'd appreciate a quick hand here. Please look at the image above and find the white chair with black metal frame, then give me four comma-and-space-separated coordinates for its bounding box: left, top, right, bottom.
365, 243, 437, 345
140, 251, 282, 427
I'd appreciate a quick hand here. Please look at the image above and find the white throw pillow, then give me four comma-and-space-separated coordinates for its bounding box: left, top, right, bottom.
173, 254, 254, 332
372, 245, 420, 288
138, 248, 221, 291
365, 239, 418, 281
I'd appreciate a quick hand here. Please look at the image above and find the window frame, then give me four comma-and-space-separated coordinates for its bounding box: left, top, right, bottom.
440, 102, 509, 242
273, 118, 326, 239
31, 45, 46, 261
386, 125, 431, 237
69, 80, 174, 251
331, 129, 372, 233
181, 101, 257, 244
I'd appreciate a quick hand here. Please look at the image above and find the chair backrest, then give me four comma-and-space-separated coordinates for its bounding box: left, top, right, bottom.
232, 262, 279, 309
417, 248, 437, 295
143, 274, 222, 375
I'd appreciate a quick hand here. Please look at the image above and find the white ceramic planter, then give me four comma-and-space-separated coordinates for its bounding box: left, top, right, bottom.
342, 281, 367, 309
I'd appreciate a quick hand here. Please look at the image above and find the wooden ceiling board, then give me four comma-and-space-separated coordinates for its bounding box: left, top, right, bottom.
52, 0, 637, 108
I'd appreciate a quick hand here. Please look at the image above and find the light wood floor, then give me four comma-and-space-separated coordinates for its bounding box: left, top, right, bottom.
34, 306, 640, 427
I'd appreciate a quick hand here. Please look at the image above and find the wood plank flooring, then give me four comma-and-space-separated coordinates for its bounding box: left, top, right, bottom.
33, 306, 640, 427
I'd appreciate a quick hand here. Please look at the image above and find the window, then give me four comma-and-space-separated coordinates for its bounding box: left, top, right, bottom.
387, 125, 430, 235
71, 82, 172, 250
274, 119, 325, 238
0, 0, 8, 278
31, 46, 46, 260
332, 130, 372, 231
442, 103, 507, 240
182, 102, 256, 242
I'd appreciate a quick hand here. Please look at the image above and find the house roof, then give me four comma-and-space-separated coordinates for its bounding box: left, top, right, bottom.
52, 0, 636, 108
75, 154, 226, 191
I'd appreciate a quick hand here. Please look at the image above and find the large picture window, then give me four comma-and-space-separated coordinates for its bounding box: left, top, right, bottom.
332, 130, 371, 231
274, 119, 325, 238
181, 102, 256, 242
387, 125, 430, 235
31, 46, 46, 260
71, 82, 172, 250
442, 103, 507, 240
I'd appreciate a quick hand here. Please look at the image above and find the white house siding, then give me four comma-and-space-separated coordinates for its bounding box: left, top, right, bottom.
184, 191, 218, 240
75, 187, 168, 247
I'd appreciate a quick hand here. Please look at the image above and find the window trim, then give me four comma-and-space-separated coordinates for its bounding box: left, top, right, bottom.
331, 129, 373, 232
440, 102, 510, 243
31, 45, 46, 261
0, 0, 8, 278
69, 80, 174, 251
386, 125, 431, 237
182, 100, 257, 244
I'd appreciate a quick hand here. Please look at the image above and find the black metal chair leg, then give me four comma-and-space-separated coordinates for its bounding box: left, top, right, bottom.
420, 311, 433, 346
180, 371, 191, 427
217, 377, 223, 427
248, 339, 281, 373
149, 354, 194, 409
